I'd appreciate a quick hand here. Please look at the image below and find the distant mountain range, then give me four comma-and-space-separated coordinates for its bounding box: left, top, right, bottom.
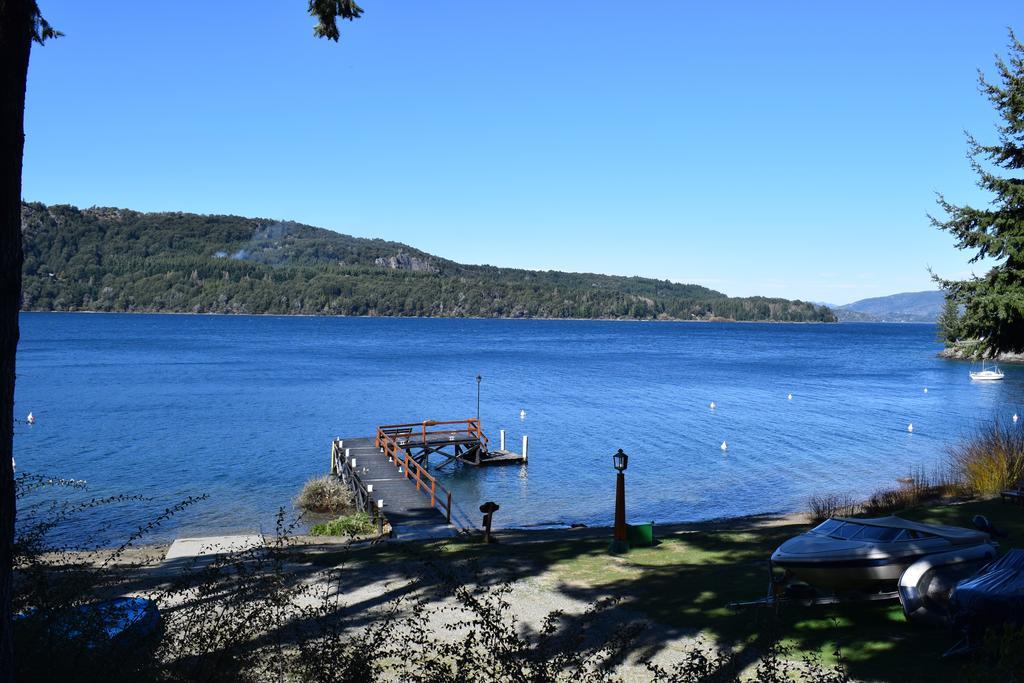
19, 203, 836, 322
829, 290, 944, 323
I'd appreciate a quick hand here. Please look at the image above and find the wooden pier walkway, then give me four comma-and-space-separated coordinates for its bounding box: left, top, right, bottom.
331, 419, 527, 539
333, 437, 458, 540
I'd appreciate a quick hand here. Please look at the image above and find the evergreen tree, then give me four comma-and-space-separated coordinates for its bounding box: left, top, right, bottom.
932, 31, 1024, 357
936, 295, 962, 344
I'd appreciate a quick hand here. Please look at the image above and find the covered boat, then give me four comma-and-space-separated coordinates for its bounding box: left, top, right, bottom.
771, 516, 994, 590
949, 549, 1024, 635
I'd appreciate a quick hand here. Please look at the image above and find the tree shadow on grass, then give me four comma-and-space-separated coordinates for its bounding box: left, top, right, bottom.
30, 501, 1023, 681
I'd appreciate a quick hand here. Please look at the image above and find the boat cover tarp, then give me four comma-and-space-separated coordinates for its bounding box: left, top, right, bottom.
833, 516, 989, 544
949, 549, 1024, 627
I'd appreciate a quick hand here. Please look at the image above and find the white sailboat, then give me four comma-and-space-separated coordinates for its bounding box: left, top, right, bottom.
970, 360, 1004, 381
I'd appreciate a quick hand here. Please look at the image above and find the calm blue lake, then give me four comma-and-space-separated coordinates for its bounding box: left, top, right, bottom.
12, 313, 1024, 544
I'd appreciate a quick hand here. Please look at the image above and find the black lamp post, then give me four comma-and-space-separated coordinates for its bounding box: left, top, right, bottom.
476, 374, 482, 425
609, 448, 629, 554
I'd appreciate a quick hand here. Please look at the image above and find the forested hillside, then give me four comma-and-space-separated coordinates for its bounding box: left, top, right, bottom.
835, 291, 943, 323
20, 203, 835, 322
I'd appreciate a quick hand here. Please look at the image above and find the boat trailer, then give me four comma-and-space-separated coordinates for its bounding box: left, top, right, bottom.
727, 560, 899, 610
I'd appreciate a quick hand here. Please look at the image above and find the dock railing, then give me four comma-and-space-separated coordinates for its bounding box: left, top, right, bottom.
373, 422, 471, 523
331, 439, 385, 523
376, 418, 489, 452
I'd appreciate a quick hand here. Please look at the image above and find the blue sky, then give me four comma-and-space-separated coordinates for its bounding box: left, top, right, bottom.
20, 2, 1022, 303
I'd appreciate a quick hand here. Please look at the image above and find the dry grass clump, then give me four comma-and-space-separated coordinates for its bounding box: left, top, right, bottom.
863, 466, 962, 516
862, 487, 919, 516
949, 419, 1024, 496
807, 493, 859, 523
807, 417, 1024, 522
294, 475, 354, 514
810, 467, 964, 520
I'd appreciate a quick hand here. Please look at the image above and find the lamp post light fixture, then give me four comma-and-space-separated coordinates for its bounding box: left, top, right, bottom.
613, 449, 628, 472
609, 448, 630, 554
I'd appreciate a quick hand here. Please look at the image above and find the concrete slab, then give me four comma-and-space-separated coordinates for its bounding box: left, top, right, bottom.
391, 524, 458, 542
164, 534, 264, 560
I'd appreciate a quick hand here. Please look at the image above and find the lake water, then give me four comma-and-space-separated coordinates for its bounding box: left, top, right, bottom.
13, 313, 1024, 544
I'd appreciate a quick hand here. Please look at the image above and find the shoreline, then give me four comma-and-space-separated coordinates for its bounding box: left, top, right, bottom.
478, 509, 812, 544
937, 346, 1024, 364
64, 508, 813, 556
21, 308, 840, 325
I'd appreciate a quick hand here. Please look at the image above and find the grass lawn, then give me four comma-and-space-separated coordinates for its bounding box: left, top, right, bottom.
327, 498, 1022, 682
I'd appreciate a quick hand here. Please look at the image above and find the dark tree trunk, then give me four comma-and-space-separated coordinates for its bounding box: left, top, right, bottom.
0, 2, 31, 680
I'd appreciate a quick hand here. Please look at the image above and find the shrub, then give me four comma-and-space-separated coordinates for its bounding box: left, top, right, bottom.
949, 418, 1024, 495
309, 511, 377, 536
294, 475, 354, 514
807, 493, 858, 522
12, 473, 206, 682
862, 486, 919, 515
860, 465, 964, 516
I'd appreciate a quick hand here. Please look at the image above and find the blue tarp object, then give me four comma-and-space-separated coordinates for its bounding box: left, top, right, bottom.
949, 549, 1024, 628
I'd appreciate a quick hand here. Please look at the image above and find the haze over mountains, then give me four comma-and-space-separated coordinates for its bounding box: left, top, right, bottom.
20, 203, 835, 322
830, 290, 944, 323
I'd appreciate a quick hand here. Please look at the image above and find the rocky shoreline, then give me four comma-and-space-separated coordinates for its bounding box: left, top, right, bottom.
938, 346, 1024, 363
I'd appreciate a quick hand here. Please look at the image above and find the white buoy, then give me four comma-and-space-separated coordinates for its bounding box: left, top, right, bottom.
907, 423, 914, 433
520, 409, 526, 420
1014, 413, 1019, 423
720, 441, 728, 451
710, 401, 716, 410
787, 393, 793, 401
26, 412, 34, 425
923, 388, 928, 394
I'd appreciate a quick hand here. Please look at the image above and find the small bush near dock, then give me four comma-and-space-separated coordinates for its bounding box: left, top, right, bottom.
309, 511, 377, 536
949, 418, 1024, 495
295, 475, 354, 514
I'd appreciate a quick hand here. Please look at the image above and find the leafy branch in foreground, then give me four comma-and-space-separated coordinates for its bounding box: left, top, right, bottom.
308, 0, 364, 41
13, 478, 858, 682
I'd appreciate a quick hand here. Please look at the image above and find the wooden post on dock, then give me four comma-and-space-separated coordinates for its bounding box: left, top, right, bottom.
522, 435, 529, 463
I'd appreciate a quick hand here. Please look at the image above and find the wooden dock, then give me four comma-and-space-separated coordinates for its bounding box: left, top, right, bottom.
331, 419, 527, 538
332, 437, 458, 540
378, 419, 527, 468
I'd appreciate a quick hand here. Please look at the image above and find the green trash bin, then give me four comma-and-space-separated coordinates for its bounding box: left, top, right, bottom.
626, 522, 654, 548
